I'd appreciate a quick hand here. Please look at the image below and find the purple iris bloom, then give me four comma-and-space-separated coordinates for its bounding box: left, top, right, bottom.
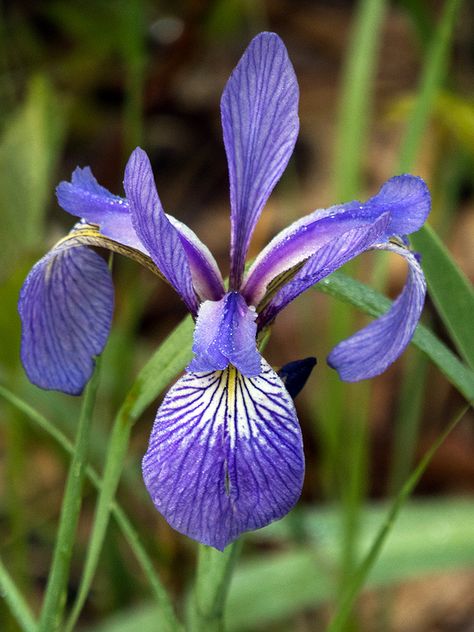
19, 32, 430, 550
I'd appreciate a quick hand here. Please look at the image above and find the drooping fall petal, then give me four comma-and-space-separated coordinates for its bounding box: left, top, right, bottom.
19, 245, 114, 395
142, 360, 304, 550
327, 243, 426, 381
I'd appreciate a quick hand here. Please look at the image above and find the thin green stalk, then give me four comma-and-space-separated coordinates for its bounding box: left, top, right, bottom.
329, 4, 387, 614
397, 0, 474, 370
120, 0, 145, 154
0, 556, 36, 632
388, 351, 428, 495
189, 542, 242, 632
338, 384, 370, 595
65, 318, 193, 632
37, 365, 101, 632
327, 402, 471, 632
64, 403, 136, 632
4, 392, 29, 596
333, 0, 387, 198
0, 384, 182, 631
374, 0, 464, 507
397, 0, 462, 172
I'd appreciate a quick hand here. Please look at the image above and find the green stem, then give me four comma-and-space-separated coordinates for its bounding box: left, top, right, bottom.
64, 404, 135, 632
64, 318, 193, 631
397, 0, 462, 172
388, 351, 428, 495
330, 2, 387, 621
37, 366, 101, 632
0, 555, 36, 632
333, 0, 387, 198
0, 385, 182, 631
189, 542, 242, 632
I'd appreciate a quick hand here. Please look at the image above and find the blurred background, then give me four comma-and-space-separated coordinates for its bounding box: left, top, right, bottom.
0, 1, 473, 630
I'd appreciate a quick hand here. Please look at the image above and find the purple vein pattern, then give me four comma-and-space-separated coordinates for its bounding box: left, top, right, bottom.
19, 246, 113, 395
19, 31, 431, 549
221, 32, 299, 288
142, 360, 304, 550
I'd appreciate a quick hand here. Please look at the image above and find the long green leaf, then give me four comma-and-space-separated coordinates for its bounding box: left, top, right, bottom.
333, 0, 387, 198
0, 384, 182, 631
394, 0, 474, 369
0, 556, 36, 632
0, 75, 65, 279
120, 315, 194, 422
397, 0, 461, 171
327, 403, 470, 632
316, 271, 474, 400
410, 225, 474, 370
65, 318, 193, 632
38, 365, 101, 632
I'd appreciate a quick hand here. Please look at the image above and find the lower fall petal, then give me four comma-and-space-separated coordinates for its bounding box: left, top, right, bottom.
19, 245, 114, 395
142, 359, 304, 550
327, 243, 426, 381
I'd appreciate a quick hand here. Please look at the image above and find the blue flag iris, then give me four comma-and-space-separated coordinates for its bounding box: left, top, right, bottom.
19, 32, 430, 550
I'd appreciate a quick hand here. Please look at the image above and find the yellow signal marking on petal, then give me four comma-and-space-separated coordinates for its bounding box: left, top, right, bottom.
256, 259, 307, 314
226, 365, 238, 403
54, 225, 167, 282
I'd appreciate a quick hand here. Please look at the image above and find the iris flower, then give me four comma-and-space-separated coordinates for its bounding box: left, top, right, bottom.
19, 32, 430, 550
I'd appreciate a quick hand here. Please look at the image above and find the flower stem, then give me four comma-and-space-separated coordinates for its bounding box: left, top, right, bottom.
189, 541, 242, 632
64, 404, 134, 632
37, 364, 101, 632
0, 384, 182, 631
0, 555, 36, 632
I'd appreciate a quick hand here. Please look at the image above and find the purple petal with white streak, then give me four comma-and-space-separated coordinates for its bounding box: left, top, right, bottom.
142, 360, 304, 550
124, 148, 199, 314
167, 215, 225, 301
243, 175, 430, 306
57, 167, 144, 251
221, 32, 299, 288
327, 243, 426, 381
58, 164, 225, 301
258, 213, 391, 328
19, 245, 114, 395
187, 292, 261, 376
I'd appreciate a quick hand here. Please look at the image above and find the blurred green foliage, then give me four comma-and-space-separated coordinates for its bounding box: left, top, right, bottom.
1, 1, 473, 631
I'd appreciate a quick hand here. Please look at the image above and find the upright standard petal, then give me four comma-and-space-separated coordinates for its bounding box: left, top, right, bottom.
142, 360, 304, 550
59, 163, 225, 302
327, 243, 426, 381
258, 214, 391, 328
187, 292, 261, 376
242, 175, 430, 306
19, 245, 114, 395
124, 148, 199, 314
221, 32, 299, 288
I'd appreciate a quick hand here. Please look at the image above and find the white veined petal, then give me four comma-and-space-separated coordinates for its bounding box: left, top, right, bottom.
142, 358, 304, 550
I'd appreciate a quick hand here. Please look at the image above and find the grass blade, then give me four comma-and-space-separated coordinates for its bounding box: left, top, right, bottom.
65, 318, 193, 631
0, 384, 182, 630
394, 0, 474, 369
0, 556, 36, 632
397, 0, 461, 171
411, 224, 474, 369
326, 402, 471, 632
316, 271, 474, 400
38, 365, 101, 632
